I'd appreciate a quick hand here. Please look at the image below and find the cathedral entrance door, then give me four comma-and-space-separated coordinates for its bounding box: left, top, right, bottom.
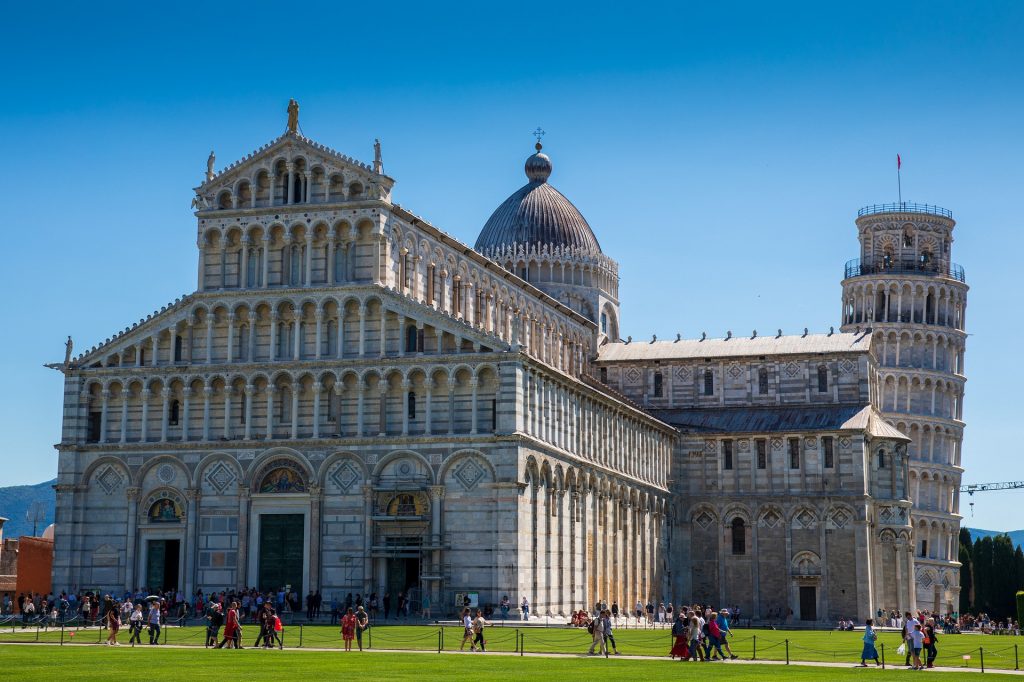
258, 514, 304, 594
145, 539, 180, 591
387, 557, 420, 604
799, 585, 817, 621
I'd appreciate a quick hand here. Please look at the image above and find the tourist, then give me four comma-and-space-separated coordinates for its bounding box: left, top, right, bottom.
520, 596, 530, 620
106, 605, 121, 646
909, 623, 925, 670
924, 618, 939, 668
670, 611, 689, 660
206, 603, 223, 647
635, 599, 644, 622
421, 592, 431, 621
254, 603, 272, 648
340, 607, 357, 652
611, 601, 619, 622
587, 612, 607, 656
718, 608, 739, 659
147, 602, 161, 645
657, 602, 666, 623
355, 605, 369, 651
128, 604, 144, 644
687, 615, 704, 661
269, 608, 284, 649
460, 608, 474, 651
860, 618, 880, 666
471, 608, 490, 652
602, 609, 621, 655
705, 612, 727, 660
217, 601, 240, 649
500, 595, 510, 620
902, 611, 919, 667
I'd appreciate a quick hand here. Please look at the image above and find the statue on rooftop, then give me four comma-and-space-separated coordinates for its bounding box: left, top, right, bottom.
287, 99, 299, 133
64, 336, 73, 367
206, 150, 215, 182
374, 138, 383, 174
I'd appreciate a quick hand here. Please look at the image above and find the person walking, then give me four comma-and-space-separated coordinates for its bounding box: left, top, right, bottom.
355, 605, 369, 651
206, 603, 223, 647
106, 606, 121, 646
500, 596, 510, 620
459, 608, 474, 651
421, 593, 431, 621
254, 603, 271, 648
909, 622, 925, 670
147, 602, 161, 645
705, 612, 727, 660
687, 615, 705, 661
602, 609, 621, 655
520, 596, 530, 621
340, 607, 357, 652
860, 618, 880, 666
670, 611, 689, 660
718, 609, 739, 659
471, 609, 490, 652
902, 611, 919, 667
128, 604, 144, 645
924, 618, 939, 669
587, 612, 607, 656
217, 602, 240, 649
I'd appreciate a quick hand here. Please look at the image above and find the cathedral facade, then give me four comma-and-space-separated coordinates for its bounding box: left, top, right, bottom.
50, 108, 965, 621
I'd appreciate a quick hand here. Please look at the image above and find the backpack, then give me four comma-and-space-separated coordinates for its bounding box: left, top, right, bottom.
587, 620, 596, 634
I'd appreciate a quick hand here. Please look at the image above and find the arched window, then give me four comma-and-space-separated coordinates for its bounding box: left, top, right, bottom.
758, 368, 768, 395
877, 448, 886, 468
723, 440, 734, 470
600, 313, 608, 334
817, 365, 828, 393
653, 372, 663, 398
731, 518, 746, 555
169, 399, 180, 426
406, 325, 418, 353
903, 227, 914, 248
703, 369, 714, 396
407, 391, 416, 419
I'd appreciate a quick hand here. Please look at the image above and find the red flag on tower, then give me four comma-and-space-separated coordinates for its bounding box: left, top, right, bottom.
897, 154, 901, 170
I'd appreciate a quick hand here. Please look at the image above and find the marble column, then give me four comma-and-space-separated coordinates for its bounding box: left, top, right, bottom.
184, 488, 200, 597
308, 484, 322, 591
124, 487, 140, 591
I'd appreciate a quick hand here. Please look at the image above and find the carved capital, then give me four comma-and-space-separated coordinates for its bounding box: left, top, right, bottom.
429, 485, 446, 500
126, 487, 141, 501
184, 488, 201, 502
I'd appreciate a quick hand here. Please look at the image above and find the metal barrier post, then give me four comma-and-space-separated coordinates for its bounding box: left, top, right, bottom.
520, 631, 524, 656
880, 642, 885, 669
299, 624, 303, 648
60, 622, 64, 646
1016, 643, 1019, 670
785, 639, 790, 665
752, 634, 756, 660
515, 628, 519, 653
438, 628, 442, 653
36, 625, 40, 642
163, 622, 168, 645
980, 647, 985, 673
368, 624, 372, 649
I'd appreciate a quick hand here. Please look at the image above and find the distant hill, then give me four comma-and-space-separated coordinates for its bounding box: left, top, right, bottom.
967, 527, 1024, 549
0, 479, 56, 539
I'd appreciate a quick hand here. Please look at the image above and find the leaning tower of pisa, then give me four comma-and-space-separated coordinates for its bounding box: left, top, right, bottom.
840, 203, 968, 614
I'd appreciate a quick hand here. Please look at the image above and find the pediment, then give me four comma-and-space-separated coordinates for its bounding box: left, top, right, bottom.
194, 131, 394, 210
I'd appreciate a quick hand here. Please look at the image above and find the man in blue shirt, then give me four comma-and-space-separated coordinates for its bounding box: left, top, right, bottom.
718, 609, 739, 659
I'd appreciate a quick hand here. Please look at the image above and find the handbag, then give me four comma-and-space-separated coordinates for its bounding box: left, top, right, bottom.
896, 643, 906, 655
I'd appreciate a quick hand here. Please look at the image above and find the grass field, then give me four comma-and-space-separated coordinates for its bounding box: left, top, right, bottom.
0, 645, 1018, 681
0, 623, 1018, 672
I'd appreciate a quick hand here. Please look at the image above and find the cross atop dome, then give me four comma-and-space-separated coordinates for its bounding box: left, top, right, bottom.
532, 126, 545, 151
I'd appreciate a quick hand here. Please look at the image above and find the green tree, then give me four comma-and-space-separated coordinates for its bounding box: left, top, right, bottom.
959, 542, 973, 614
992, 534, 1016, 620
973, 536, 994, 614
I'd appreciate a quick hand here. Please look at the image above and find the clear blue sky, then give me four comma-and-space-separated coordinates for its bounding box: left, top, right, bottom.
1, 1, 1021, 530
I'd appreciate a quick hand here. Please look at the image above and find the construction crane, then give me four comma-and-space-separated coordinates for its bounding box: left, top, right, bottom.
959, 481, 1024, 517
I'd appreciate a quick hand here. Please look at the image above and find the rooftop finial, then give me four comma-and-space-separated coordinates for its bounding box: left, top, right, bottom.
533, 126, 545, 151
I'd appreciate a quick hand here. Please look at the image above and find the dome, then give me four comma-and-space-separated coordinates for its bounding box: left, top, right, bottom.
475, 145, 601, 254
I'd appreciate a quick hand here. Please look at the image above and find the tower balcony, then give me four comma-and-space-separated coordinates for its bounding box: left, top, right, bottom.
844, 257, 965, 283
858, 203, 953, 219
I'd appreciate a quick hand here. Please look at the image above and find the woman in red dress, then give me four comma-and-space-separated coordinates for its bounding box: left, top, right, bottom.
219, 601, 240, 649
340, 607, 357, 651
669, 612, 689, 660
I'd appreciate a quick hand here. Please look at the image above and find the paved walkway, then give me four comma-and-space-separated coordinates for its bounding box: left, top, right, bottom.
1, 640, 1018, 675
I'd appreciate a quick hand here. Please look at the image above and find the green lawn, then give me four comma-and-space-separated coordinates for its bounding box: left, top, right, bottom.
0, 623, 1018, 672
0, 645, 1018, 680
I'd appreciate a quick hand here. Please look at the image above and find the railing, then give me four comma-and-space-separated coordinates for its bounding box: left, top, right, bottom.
858, 202, 953, 219
844, 257, 966, 282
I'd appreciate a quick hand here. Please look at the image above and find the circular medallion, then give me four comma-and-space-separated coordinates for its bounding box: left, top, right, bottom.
157, 464, 175, 484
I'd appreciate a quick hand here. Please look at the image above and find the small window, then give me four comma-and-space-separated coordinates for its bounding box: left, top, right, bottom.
731, 518, 746, 555
240, 394, 246, 424
491, 398, 497, 431
174, 336, 183, 362
405, 325, 418, 353
877, 449, 886, 469
169, 399, 180, 426
817, 365, 828, 393
653, 372, 663, 398
599, 367, 608, 384
756, 439, 767, 469
920, 539, 927, 558
758, 368, 768, 395
789, 438, 800, 469
703, 369, 714, 396
904, 228, 914, 248
823, 436, 834, 469
407, 391, 416, 419
139, 347, 147, 365
600, 313, 608, 334
723, 440, 733, 470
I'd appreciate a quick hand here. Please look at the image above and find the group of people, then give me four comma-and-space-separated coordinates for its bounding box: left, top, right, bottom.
201, 599, 284, 649
668, 606, 739, 662
458, 608, 491, 652
859, 611, 941, 669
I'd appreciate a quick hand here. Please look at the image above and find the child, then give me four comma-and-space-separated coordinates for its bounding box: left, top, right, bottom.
860, 618, 880, 666
909, 623, 925, 670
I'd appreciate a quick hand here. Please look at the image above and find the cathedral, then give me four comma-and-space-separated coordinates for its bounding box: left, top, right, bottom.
50, 104, 967, 622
